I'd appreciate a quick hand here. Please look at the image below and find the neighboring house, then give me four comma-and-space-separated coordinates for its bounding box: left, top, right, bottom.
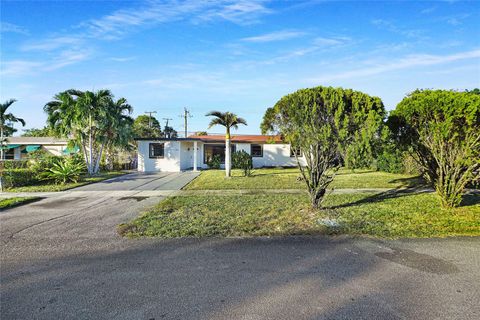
136, 134, 306, 172
0, 137, 77, 160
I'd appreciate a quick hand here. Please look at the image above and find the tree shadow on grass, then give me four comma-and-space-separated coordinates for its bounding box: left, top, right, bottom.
461, 192, 480, 206
325, 186, 432, 210
388, 175, 427, 188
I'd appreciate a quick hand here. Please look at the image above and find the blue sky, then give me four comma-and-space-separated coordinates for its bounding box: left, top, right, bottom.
1, 0, 479, 135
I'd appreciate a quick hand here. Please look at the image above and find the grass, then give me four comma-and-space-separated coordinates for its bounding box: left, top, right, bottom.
120, 192, 480, 239
0, 197, 40, 210
184, 167, 425, 190
6, 171, 126, 192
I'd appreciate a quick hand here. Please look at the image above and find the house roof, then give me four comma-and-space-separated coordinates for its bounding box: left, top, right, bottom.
188, 134, 283, 143
5, 136, 69, 145
134, 135, 284, 143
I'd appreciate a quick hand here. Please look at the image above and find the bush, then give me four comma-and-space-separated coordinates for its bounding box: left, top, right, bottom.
1, 168, 39, 188
376, 147, 405, 173
232, 150, 253, 176
389, 89, 480, 208
28, 152, 63, 175
44, 157, 86, 184
2, 160, 29, 169
206, 154, 221, 169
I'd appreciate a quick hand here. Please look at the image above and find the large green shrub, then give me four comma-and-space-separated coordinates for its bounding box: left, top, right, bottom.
232, 150, 253, 176
206, 154, 221, 169
389, 89, 480, 208
261, 86, 386, 208
44, 157, 86, 184
3, 160, 28, 169
2, 168, 38, 188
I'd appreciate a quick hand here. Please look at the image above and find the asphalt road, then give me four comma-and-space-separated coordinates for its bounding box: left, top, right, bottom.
1, 172, 479, 320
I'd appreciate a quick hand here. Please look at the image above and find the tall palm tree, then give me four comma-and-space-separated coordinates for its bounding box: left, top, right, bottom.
1, 99, 25, 160
100, 97, 134, 171
206, 111, 247, 177
45, 89, 117, 175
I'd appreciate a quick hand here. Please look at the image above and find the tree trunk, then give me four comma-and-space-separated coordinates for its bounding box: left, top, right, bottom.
0, 126, 4, 161
88, 115, 94, 175
310, 188, 326, 209
225, 131, 231, 177
93, 142, 105, 174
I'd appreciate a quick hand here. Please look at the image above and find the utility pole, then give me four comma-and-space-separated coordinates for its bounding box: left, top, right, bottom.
180, 107, 192, 138
145, 111, 157, 128
163, 118, 173, 138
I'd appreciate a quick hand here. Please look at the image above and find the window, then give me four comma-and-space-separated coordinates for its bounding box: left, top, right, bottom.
149, 143, 164, 158
290, 147, 302, 157
203, 144, 236, 164
250, 144, 263, 157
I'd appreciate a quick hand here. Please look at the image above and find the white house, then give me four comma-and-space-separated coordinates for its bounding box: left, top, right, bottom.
136, 134, 306, 172
0, 137, 76, 160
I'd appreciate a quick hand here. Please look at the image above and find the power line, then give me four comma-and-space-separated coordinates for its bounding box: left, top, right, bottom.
163, 118, 173, 138
144, 111, 157, 128
179, 107, 193, 138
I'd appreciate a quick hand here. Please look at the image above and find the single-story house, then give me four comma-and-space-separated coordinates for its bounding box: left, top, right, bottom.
136, 134, 306, 172
0, 137, 77, 160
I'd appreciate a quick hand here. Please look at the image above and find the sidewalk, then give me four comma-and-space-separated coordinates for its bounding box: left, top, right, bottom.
1, 187, 440, 199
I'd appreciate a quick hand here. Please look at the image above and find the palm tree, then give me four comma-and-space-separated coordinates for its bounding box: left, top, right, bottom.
1, 99, 25, 160
101, 97, 134, 171
45, 89, 121, 175
206, 111, 247, 177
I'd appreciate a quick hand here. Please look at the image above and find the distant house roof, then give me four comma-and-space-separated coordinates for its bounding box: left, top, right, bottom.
5, 137, 69, 145
188, 134, 283, 143
134, 134, 284, 143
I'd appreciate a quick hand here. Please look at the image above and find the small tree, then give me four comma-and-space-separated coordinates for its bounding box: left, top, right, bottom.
232, 150, 253, 176
389, 89, 480, 208
262, 86, 385, 208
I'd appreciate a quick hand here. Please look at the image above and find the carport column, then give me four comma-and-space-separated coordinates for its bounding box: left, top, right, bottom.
193, 141, 198, 171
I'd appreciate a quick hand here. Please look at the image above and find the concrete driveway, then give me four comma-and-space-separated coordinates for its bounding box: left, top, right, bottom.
1, 172, 479, 319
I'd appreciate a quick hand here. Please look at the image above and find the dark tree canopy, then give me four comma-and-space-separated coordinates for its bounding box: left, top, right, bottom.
389, 89, 480, 208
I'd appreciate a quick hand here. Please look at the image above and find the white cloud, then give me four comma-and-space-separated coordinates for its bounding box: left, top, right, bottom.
241, 30, 306, 43
371, 19, 424, 39
21, 36, 84, 52
1, 49, 92, 76
0, 60, 42, 76
108, 57, 136, 62
313, 36, 350, 47
0, 22, 29, 35
81, 0, 272, 40
309, 49, 480, 83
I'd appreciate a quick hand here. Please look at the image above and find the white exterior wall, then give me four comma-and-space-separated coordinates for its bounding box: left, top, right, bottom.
252, 143, 306, 168
137, 140, 181, 172
42, 145, 64, 156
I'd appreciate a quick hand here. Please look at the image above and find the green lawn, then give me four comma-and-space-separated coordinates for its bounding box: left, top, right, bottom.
0, 197, 40, 210
184, 168, 424, 190
120, 192, 480, 239
6, 171, 126, 192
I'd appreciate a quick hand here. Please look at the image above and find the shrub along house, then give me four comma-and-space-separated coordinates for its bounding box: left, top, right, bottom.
136, 134, 306, 172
